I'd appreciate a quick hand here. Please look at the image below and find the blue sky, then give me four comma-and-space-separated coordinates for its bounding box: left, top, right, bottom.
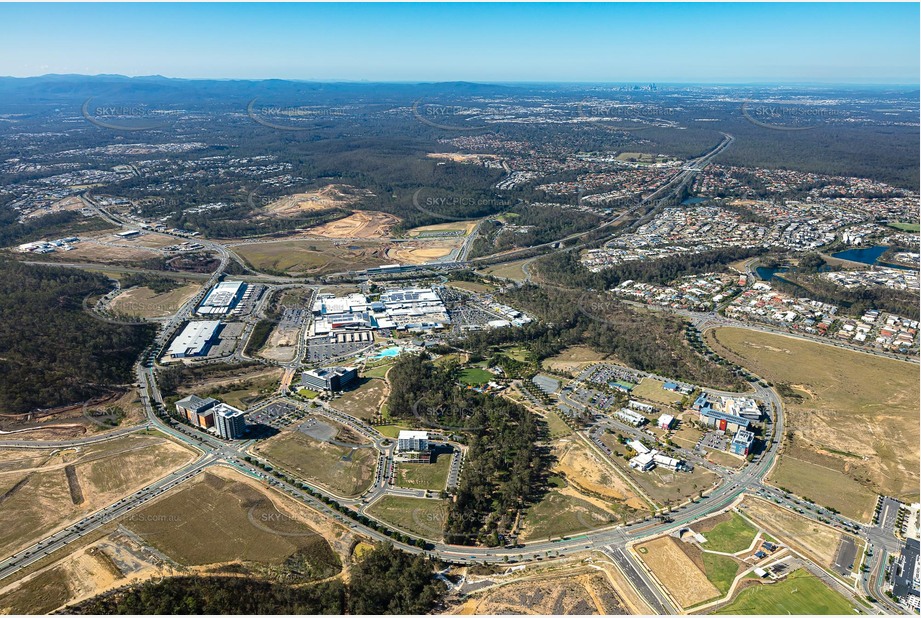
3, 3, 918, 83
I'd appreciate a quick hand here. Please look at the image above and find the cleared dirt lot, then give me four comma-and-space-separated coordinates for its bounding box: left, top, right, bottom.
707, 327, 919, 515
0, 432, 195, 558
455, 570, 629, 615
738, 495, 858, 570
0, 528, 179, 614
634, 535, 719, 608
235, 239, 390, 275
257, 324, 300, 362
406, 220, 478, 237
306, 210, 399, 239
41, 232, 174, 264
262, 185, 374, 218
553, 440, 645, 510
386, 241, 457, 264
109, 283, 200, 318
541, 346, 619, 374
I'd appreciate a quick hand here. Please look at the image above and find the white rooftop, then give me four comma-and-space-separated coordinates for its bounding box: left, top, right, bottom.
397, 430, 429, 440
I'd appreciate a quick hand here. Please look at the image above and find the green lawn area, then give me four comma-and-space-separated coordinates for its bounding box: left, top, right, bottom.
366, 495, 448, 540
543, 412, 573, 438
501, 345, 532, 362
631, 378, 685, 405
888, 222, 921, 232
363, 362, 394, 379
395, 450, 452, 491
298, 388, 319, 399
700, 552, 741, 595
374, 424, 411, 439
701, 512, 759, 553
458, 367, 493, 386
713, 569, 855, 614
520, 490, 619, 541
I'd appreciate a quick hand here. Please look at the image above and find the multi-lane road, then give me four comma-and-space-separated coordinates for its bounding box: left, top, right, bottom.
0, 136, 914, 613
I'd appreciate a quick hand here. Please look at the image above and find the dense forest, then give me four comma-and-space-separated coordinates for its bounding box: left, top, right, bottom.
387, 354, 550, 545
0, 259, 154, 413
118, 273, 185, 294
68, 543, 444, 615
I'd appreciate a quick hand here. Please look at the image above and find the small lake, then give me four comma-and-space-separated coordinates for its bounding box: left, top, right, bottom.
831, 245, 889, 265
681, 197, 707, 205
755, 266, 788, 281
831, 245, 916, 271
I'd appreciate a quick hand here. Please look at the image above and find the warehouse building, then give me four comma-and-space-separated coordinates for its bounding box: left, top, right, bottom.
629, 451, 656, 471
301, 366, 357, 392
197, 281, 247, 315
730, 429, 756, 456
213, 403, 246, 439
165, 320, 221, 359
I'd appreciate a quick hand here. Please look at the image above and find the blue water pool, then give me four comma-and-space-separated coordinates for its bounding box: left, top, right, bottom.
373, 346, 402, 359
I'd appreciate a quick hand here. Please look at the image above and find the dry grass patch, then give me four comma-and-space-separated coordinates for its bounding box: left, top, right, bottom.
738, 495, 857, 569
707, 327, 919, 509
110, 283, 200, 318
0, 432, 195, 558
255, 428, 376, 497
124, 469, 341, 574
330, 378, 387, 420
635, 535, 719, 608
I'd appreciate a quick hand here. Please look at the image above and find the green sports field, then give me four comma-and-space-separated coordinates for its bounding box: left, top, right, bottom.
713, 569, 855, 614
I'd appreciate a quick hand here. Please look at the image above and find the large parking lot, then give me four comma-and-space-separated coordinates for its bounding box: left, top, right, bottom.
279, 307, 309, 328
204, 321, 245, 358
569, 386, 617, 410
696, 430, 729, 453
307, 334, 374, 363
582, 364, 641, 387
249, 401, 303, 430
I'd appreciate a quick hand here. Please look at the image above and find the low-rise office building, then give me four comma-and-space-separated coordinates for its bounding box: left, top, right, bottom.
730, 429, 755, 456
396, 430, 431, 463
175, 394, 219, 428
301, 366, 357, 392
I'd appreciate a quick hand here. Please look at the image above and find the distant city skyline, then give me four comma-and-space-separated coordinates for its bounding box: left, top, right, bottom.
2, 3, 919, 84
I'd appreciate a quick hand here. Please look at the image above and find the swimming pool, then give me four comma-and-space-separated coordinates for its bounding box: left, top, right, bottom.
373, 346, 402, 359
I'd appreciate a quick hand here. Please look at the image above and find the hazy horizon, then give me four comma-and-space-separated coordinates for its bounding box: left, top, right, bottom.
3, 3, 918, 84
